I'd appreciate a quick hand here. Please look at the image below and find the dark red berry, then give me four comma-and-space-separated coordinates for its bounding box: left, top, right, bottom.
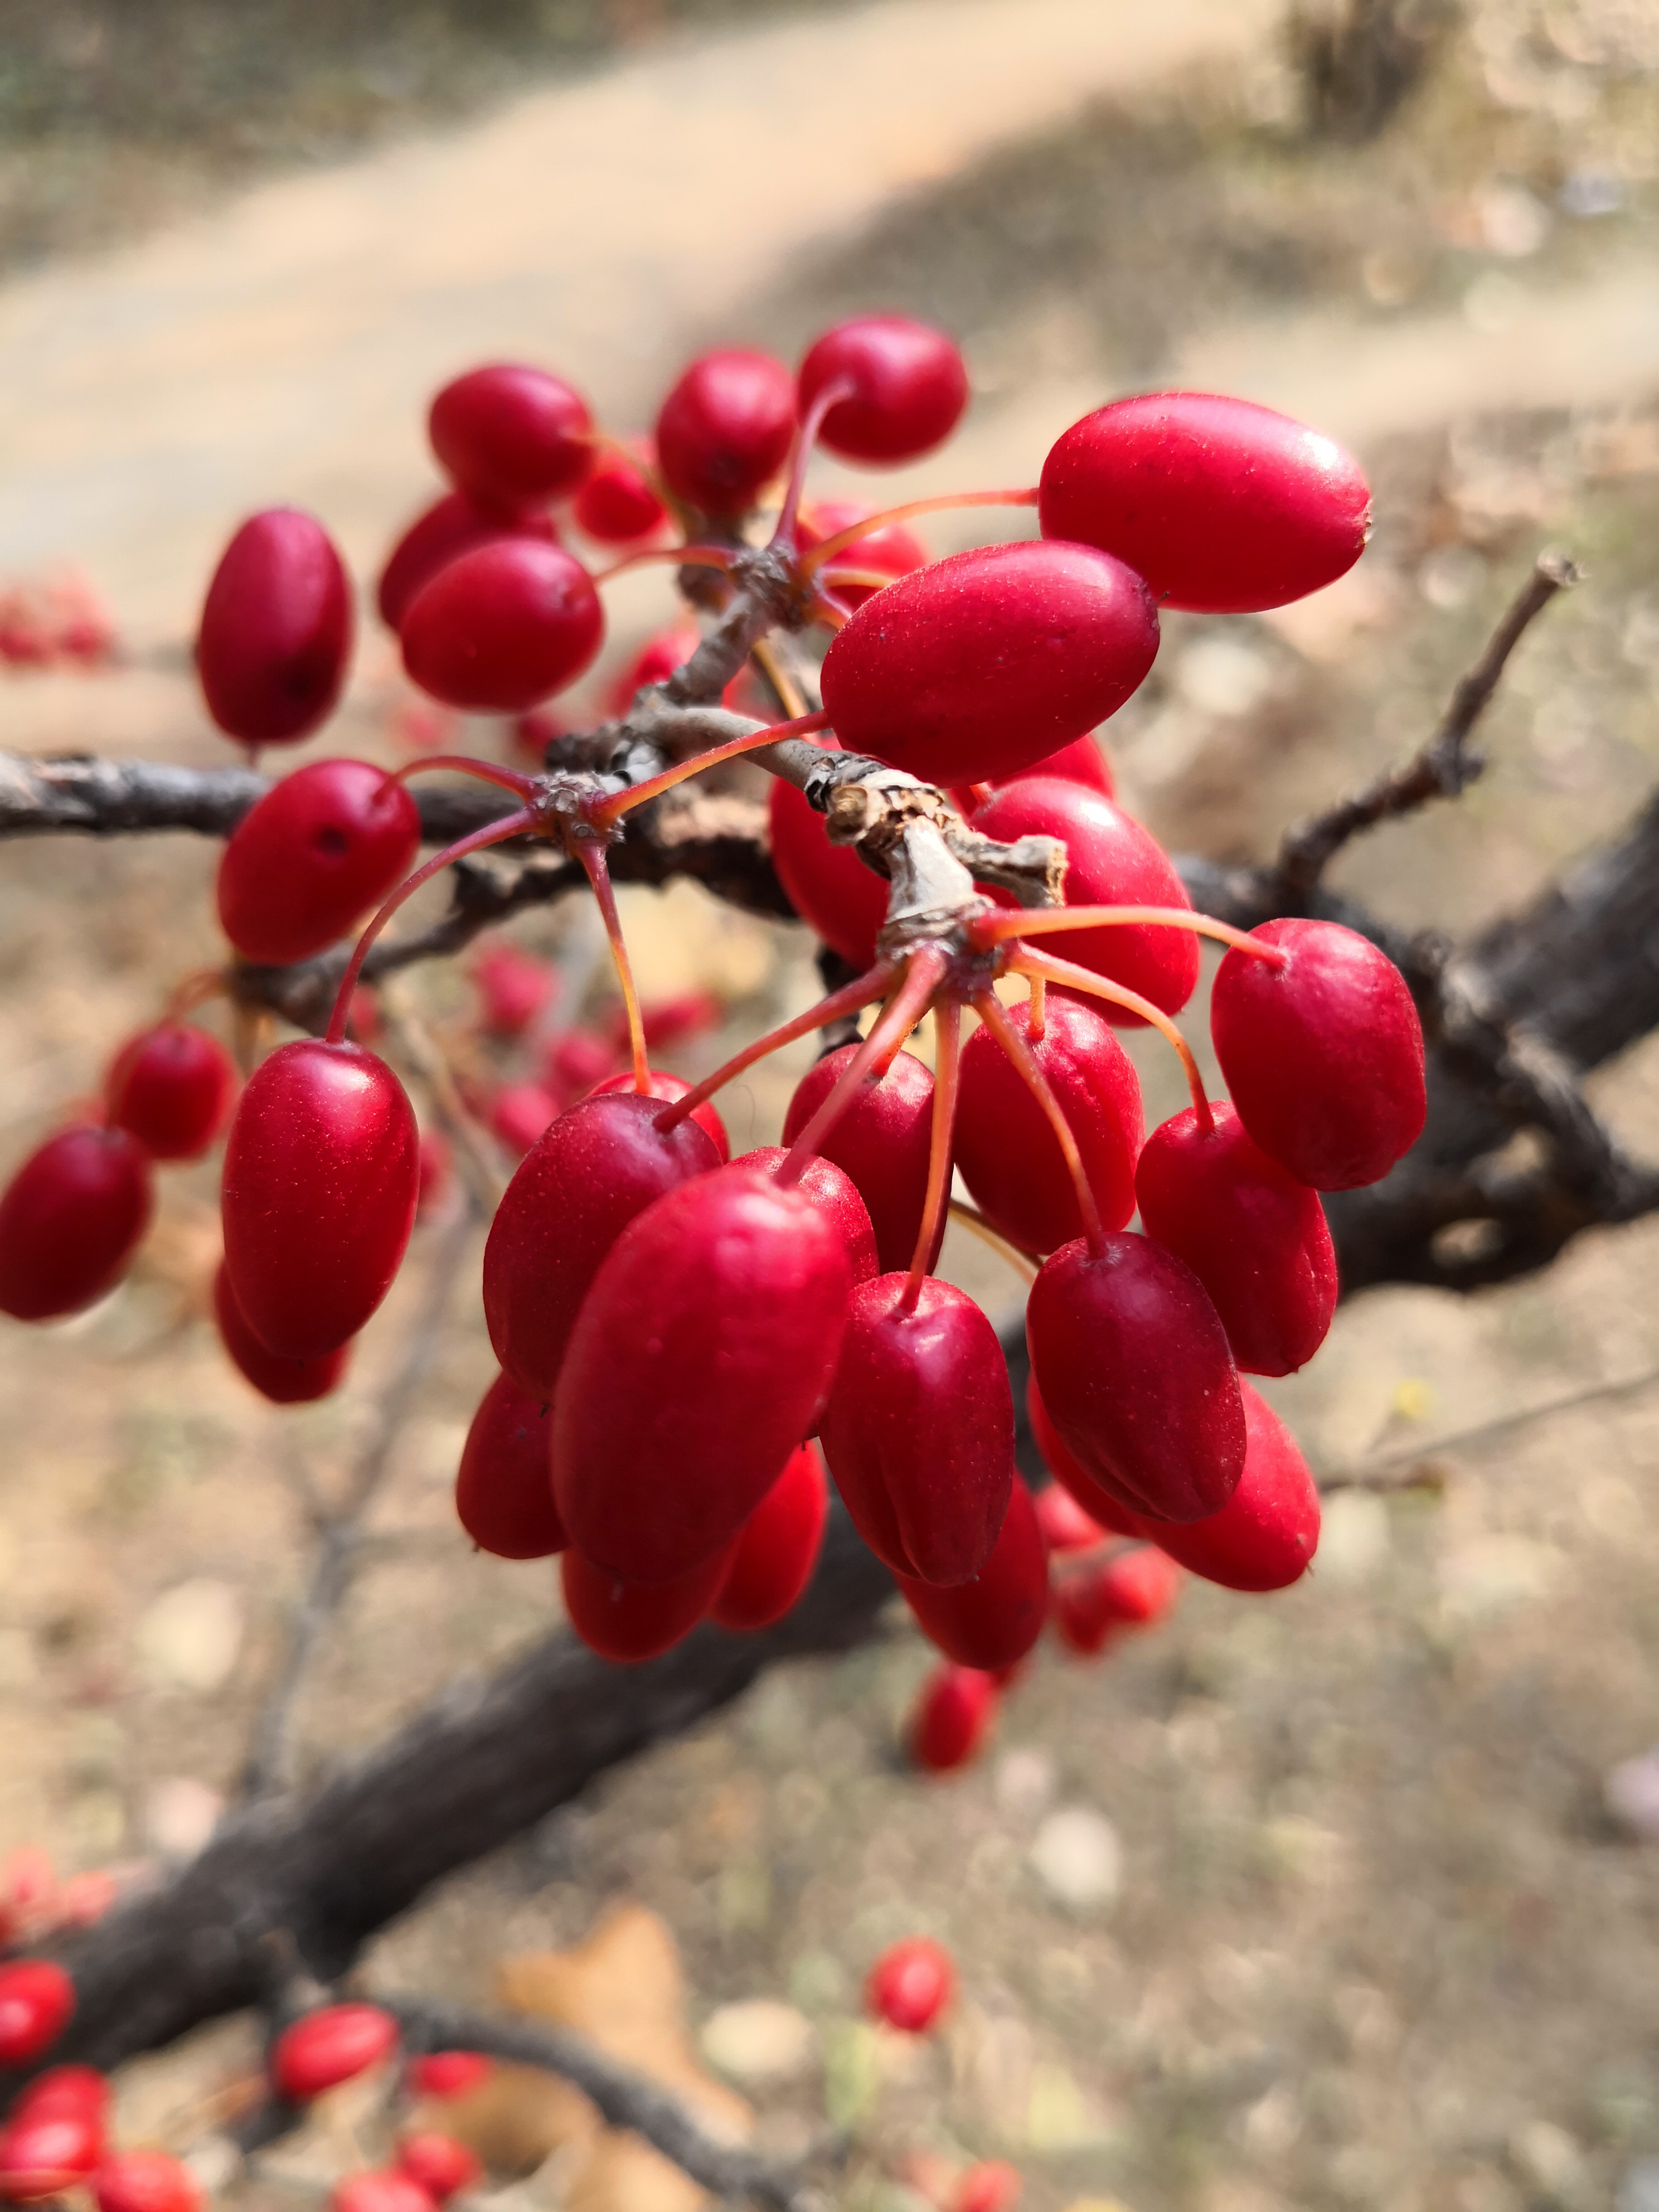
654, 349, 795, 515
954, 731, 1113, 812
376, 493, 557, 632
1152, 1382, 1320, 1591
408, 2052, 491, 2100
561, 1540, 734, 1664
1025, 1374, 1141, 1537
0, 1959, 75, 2065
1053, 1544, 1181, 1656
1027, 1233, 1245, 1524
401, 539, 603, 712
1033, 1481, 1108, 1554
798, 501, 928, 609
734, 1147, 879, 1289
797, 317, 968, 464
214, 1260, 351, 1405
1135, 1102, 1337, 1375
820, 541, 1158, 787
908, 1662, 998, 1773
472, 943, 556, 1036
1210, 918, 1426, 1190
865, 1937, 955, 2034
331, 2173, 435, 2212
1039, 393, 1371, 613
197, 508, 353, 746
781, 1042, 935, 1275
589, 1071, 729, 1162
221, 1041, 419, 1360
217, 759, 420, 967
488, 1081, 558, 1158
768, 768, 891, 971
105, 1023, 236, 1162
954, 987, 1143, 1254
0, 1126, 152, 1323
93, 2150, 203, 2212
455, 1370, 566, 1560
428, 363, 593, 509
710, 1442, 828, 1631
272, 2003, 399, 2102
574, 444, 667, 545
896, 1474, 1048, 1670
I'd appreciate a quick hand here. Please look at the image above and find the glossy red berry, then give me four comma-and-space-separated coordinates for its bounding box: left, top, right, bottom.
217, 760, 421, 967
455, 1370, 566, 1560
957, 731, 1114, 810
0, 2110, 103, 2203
408, 2051, 492, 2100
908, 1662, 999, 1773
401, 539, 603, 712
14, 2070, 108, 2123
272, 2003, 399, 2102
213, 1260, 351, 1405
488, 1081, 559, 1158
1027, 1233, 1245, 1524
105, 1023, 236, 1162
710, 1442, 828, 1631
0, 1959, 75, 2065
733, 1147, 880, 1289
768, 770, 891, 972
654, 348, 795, 515
820, 541, 1157, 787
781, 1043, 936, 1275
472, 943, 556, 1037
197, 508, 353, 746
969, 779, 1198, 1019
798, 317, 968, 464
1025, 1374, 1141, 1537
1135, 1102, 1337, 1375
1039, 393, 1371, 613
221, 1041, 419, 1360
1033, 1481, 1108, 1554
1053, 1544, 1181, 1657
376, 493, 557, 632
574, 444, 667, 545
865, 1937, 955, 2034
954, 988, 1143, 1255
482, 1091, 719, 1403
1152, 1382, 1320, 1591
561, 1541, 734, 1664
331, 2174, 435, 2212
589, 1071, 729, 1162
92, 2150, 203, 2212
1210, 919, 1426, 1190
395, 2135, 481, 2203
429, 364, 593, 509
798, 501, 928, 610
819, 1275, 1012, 1585
553, 1163, 853, 1584
0, 1126, 152, 1324
896, 1474, 1048, 1670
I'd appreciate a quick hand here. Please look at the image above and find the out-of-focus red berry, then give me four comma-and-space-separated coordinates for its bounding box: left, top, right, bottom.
488, 1083, 560, 1159
93, 2148, 204, 2212
574, 443, 668, 545
396, 2133, 482, 2201
865, 1937, 956, 2034
472, 943, 557, 1037
408, 2051, 493, 2101
0, 1959, 75, 2067
954, 2161, 1022, 2212
908, 1663, 999, 1773
330, 2171, 436, 2212
271, 2003, 399, 2102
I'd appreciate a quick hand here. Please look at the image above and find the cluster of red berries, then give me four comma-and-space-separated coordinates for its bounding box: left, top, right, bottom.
0, 573, 115, 673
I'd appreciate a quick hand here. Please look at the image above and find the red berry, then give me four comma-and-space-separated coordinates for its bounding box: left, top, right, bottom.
574, 444, 668, 545
93, 2150, 202, 2212
820, 541, 1157, 787
213, 1260, 351, 1405
1152, 1382, 1320, 1591
14, 2070, 109, 2123
768, 770, 891, 972
0, 2110, 102, 2202
331, 2173, 435, 2212
273, 2002, 399, 2102
1039, 393, 1371, 613
968, 779, 1198, 1020
376, 493, 558, 633
798, 501, 928, 609
482, 1091, 719, 1403
865, 1937, 955, 2034
896, 1475, 1048, 1670
1033, 1481, 1108, 1554
428, 364, 593, 510
605, 623, 702, 717
1054, 1544, 1181, 1657
0, 1127, 152, 1323
216, 759, 421, 967
416, 1131, 453, 1220
401, 540, 603, 713
541, 1027, 618, 1104
221, 1041, 419, 1360
1210, 918, 1426, 1190
798, 317, 968, 465
553, 1163, 853, 1584
408, 2051, 492, 2100
589, 1071, 729, 1162
0, 1960, 75, 2066
1135, 1103, 1337, 1375
1025, 1374, 1141, 1538
954, 988, 1143, 1254
395, 2135, 481, 2203
455, 1370, 566, 1560
472, 943, 556, 1037
488, 1081, 559, 1158
105, 1024, 237, 1162
780, 1042, 936, 1275
819, 1274, 1012, 1585
957, 731, 1114, 810
1028, 1234, 1245, 1525
955, 2161, 1022, 2212
908, 1662, 999, 1773
733, 1147, 879, 1289
561, 1541, 734, 1664
710, 1442, 827, 1632
196, 508, 353, 746
654, 348, 795, 515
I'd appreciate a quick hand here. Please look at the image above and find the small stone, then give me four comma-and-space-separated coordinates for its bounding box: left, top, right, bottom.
1029, 1807, 1120, 1912
134, 1579, 244, 1692
700, 2000, 815, 2086
1604, 1751, 1659, 1841
144, 1776, 225, 1859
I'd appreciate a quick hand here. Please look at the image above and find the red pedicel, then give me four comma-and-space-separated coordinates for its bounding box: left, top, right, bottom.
408, 2051, 492, 2100
106, 1023, 236, 1161
196, 508, 353, 746
221, 1041, 419, 1360
908, 1662, 999, 1773
1033, 1481, 1108, 1554
395, 2135, 481, 2204
0, 1958, 75, 2065
798, 501, 928, 610
954, 987, 1143, 1254
213, 1261, 351, 1406
330, 2174, 435, 2212
1027, 1233, 1246, 1525
0, 2111, 103, 2202
455, 1370, 566, 1560
1025, 1374, 1141, 1537
1151, 1382, 1321, 1592
1209, 918, 1427, 1190
0, 1126, 152, 1323
574, 443, 668, 545
768, 768, 892, 972
553, 1163, 853, 1584
865, 1937, 955, 2034
1039, 392, 1371, 613
590, 1070, 729, 1162
376, 492, 558, 632
217, 759, 421, 968
401, 539, 603, 713
1135, 1102, 1337, 1375
819, 1274, 1013, 1585
654, 348, 795, 515
781, 1042, 936, 1275
488, 1081, 558, 1158
819, 540, 1158, 788
797, 317, 968, 465
1053, 1544, 1181, 1657
93, 2151, 203, 2212
968, 779, 1199, 1020
710, 1442, 828, 1631
561, 1541, 734, 1664
272, 2002, 399, 2101
472, 942, 556, 1036
482, 1090, 719, 1403
896, 1475, 1049, 1670
428, 363, 594, 509
734, 1147, 879, 1289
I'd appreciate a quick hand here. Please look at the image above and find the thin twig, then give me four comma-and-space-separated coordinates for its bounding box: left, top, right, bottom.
1317, 1361, 1659, 1492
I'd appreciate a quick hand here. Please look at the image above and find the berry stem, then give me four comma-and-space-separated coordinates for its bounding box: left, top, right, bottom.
1027, 973, 1047, 1040
947, 1197, 1038, 1285
899, 996, 962, 1313
775, 948, 945, 1187
590, 544, 738, 585
770, 376, 857, 555
588, 707, 832, 829
654, 963, 892, 1132
575, 842, 650, 1092
1008, 946, 1214, 1131
163, 967, 230, 1018
750, 636, 807, 719
973, 987, 1106, 1253
971, 904, 1286, 964
795, 488, 1039, 579
387, 755, 539, 801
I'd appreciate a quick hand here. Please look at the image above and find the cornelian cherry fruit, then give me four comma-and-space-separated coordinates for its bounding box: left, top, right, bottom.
331, 2174, 434, 2212
768, 769, 891, 972
408, 2051, 491, 2100
781, 1042, 936, 1275
710, 1441, 828, 1631
1053, 1544, 1181, 1657
272, 2002, 399, 2101
395, 2135, 481, 2203
896, 1474, 1048, 1670
0, 1958, 75, 2065
1033, 1479, 1108, 1553
909, 1662, 999, 1773
428, 363, 593, 510
472, 943, 556, 1036
561, 1540, 734, 1664
798, 500, 928, 609
216, 759, 421, 967
14, 2071, 108, 2123
605, 622, 701, 716
105, 1023, 236, 1161
590, 1071, 729, 1162
733, 1148, 879, 1289
954, 731, 1114, 813
797, 316, 968, 465
1025, 1374, 1141, 1537
376, 492, 557, 632
488, 1081, 558, 1158
574, 444, 668, 544
1150, 1382, 1320, 1590
0, 1126, 152, 1323
401, 539, 603, 712
455, 1370, 566, 1560
196, 508, 353, 746
0, 2109, 103, 2202
865, 1937, 956, 2034
654, 348, 795, 515
93, 2150, 203, 2212
214, 1260, 351, 1405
